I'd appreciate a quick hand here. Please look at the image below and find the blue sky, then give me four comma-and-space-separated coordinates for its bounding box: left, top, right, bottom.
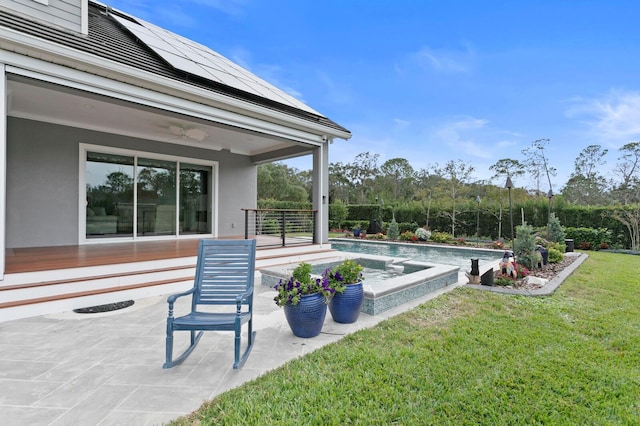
106, 0, 640, 192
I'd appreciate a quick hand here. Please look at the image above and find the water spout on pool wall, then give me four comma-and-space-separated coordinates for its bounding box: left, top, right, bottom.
386, 264, 404, 275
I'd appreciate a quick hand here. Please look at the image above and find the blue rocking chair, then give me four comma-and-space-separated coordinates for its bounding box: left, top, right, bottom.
163, 239, 257, 369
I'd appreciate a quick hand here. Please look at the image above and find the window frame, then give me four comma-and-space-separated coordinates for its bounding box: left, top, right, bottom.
79, 143, 218, 244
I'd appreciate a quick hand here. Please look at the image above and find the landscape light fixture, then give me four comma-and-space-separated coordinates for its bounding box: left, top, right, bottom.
476, 195, 481, 247
505, 177, 514, 249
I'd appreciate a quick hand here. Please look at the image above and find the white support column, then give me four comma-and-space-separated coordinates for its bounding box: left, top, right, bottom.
312, 141, 330, 244
0, 65, 7, 279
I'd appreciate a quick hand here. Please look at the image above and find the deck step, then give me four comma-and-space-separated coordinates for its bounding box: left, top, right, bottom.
0, 246, 339, 322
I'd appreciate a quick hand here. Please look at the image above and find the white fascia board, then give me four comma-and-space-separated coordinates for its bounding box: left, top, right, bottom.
0, 26, 351, 142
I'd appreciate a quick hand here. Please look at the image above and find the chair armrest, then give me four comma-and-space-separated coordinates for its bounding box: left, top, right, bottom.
235, 288, 254, 303
167, 287, 195, 305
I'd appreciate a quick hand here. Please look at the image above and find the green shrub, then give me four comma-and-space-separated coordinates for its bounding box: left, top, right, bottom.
494, 276, 514, 286
387, 218, 400, 240
329, 201, 349, 230
514, 223, 538, 269
415, 228, 431, 241
430, 231, 451, 243
399, 231, 416, 241
547, 213, 566, 243
544, 240, 566, 253
564, 227, 612, 250
547, 247, 564, 263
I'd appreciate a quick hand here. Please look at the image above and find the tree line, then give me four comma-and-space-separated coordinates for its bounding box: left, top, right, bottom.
258, 139, 640, 250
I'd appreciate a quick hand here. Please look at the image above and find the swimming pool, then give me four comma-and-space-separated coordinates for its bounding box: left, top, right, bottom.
330, 239, 501, 271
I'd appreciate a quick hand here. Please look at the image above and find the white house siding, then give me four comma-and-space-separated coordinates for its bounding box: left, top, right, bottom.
0, 0, 84, 34
6, 117, 256, 248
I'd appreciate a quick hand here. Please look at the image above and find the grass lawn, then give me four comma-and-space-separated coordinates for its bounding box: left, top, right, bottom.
171, 251, 640, 425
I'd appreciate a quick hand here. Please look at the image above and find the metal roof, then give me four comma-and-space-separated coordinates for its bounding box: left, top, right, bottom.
0, 1, 350, 135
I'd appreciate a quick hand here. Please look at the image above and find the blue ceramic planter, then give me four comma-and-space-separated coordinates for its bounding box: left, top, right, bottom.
329, 281, 364, 324
283, 292, 327, 338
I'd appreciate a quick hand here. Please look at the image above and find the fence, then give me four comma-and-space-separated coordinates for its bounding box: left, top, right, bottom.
242, 208, 316, 247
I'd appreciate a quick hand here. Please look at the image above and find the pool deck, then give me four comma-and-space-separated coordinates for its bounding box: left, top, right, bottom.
0, 253, 586, 425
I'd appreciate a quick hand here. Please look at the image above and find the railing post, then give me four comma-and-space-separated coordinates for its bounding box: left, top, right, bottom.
312, 211, 316, 244
281, 211, 286, 247
244, 210, 249, 239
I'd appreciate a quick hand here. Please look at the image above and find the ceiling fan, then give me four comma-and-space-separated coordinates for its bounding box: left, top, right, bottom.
168, 125, 209, 142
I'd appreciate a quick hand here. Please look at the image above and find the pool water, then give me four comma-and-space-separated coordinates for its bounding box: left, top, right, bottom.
330, 239, 501, 270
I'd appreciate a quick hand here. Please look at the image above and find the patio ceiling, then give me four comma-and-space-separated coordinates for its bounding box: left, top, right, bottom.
6, 76, 315, 163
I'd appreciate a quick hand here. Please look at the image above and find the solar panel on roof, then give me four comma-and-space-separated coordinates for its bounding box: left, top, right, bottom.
110, 12, 321, 115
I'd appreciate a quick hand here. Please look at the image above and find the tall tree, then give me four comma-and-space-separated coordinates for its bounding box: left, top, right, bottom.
489, 158, 525, 184
562, 145, 609, 205
345, 152, 380, 204
522, 138, 557, 195
379, 158, 415, 201
257, 163, 308, 202
328, 161, 353, 203
612, 141, 640, 204
610, 142, 640, 250
433, 159, 475, 237
414, 166, 442, 228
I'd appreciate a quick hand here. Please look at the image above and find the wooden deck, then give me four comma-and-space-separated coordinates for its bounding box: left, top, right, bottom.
5, 240, 203, 274
4, 236, 318, 274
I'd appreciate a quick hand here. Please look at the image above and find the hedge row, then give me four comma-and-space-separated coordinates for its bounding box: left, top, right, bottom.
256, 198, 634, 249
332, 201, 634, 249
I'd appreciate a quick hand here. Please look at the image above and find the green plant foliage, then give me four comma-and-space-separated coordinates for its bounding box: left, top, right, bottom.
564, 227, 613, 250
399, 230, 416, 241
328, 201, 349, 230
514, 223, 538, 269
322, 259, 364, 294
494, 276, 514, 286
547, 212, 566, 243
343, 201, 634, 249
272, 262, 334, 306
430, 231, 452, 243
547, 247, 564, 263
387, 218, 400, 240
415, 227, 431, 240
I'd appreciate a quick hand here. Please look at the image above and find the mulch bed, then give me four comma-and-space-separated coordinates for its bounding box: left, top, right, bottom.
493, 255, 578, 290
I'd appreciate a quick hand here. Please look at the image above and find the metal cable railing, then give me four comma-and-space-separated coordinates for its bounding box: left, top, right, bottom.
242, 209, 316, 247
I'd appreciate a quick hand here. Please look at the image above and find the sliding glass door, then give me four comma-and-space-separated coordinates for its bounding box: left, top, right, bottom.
137, 158, 176, 237
84, 149, 213, 240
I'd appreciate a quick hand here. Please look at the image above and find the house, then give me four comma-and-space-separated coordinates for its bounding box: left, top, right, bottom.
0, 0, 350, 319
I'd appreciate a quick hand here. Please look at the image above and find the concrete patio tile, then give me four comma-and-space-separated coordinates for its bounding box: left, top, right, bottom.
2, 406, 67, 425
93, 334, 163, 351
0, 379, 64, 405
212, 367, 267, 397
34, 343, 110, 364
100, 347, 166, 366
107, 364, 193, 387
181, 351, 232, 387
34, 364, 127, 408
98, 409, 180, 426
0, 360, 57, 380
0, 343, 52, 361
49, 384, 138, 426
116, 384, 212, 415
